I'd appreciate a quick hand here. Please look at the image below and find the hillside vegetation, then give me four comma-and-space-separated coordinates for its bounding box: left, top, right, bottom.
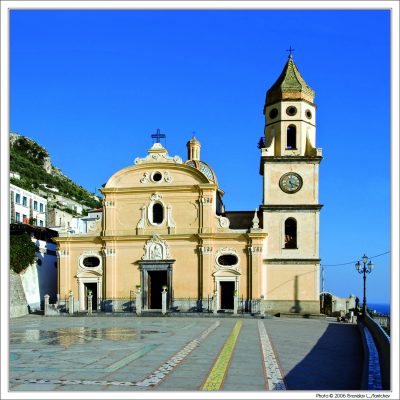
10, 133, 101, 212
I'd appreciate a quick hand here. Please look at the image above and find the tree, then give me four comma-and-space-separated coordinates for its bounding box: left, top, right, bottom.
10, 233, 36, 274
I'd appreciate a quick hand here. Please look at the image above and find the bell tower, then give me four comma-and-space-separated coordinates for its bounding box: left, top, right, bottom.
260, 54, 323, 313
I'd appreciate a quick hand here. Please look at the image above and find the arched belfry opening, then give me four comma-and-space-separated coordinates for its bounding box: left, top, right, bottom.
284, 218, 297, 248
286, 125, 297, 149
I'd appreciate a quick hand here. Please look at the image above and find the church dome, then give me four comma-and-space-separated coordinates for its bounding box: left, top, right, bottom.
185, 160, 218, 184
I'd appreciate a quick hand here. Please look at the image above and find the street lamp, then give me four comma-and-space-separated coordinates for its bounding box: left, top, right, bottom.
355, 254, 374, 317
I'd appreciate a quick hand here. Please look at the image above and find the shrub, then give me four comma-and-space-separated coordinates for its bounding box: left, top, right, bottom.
10, 233, 36, 274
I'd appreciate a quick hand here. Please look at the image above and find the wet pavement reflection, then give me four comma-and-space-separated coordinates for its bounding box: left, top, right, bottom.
10, 327, 163, 349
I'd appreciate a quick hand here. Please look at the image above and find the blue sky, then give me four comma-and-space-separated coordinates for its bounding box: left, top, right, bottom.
9, 9, 392, 303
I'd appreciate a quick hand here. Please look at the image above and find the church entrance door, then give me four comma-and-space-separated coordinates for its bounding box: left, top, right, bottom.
84, 282, 97, 310
148, 270, 167, 309
220, 281, 235, 310
139, 260, 174, 311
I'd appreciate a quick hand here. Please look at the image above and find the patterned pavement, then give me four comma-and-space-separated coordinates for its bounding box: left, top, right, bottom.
9, 315, 363, 391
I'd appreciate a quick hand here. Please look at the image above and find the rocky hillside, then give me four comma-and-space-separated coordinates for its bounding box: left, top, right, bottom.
10, 133, 101, 213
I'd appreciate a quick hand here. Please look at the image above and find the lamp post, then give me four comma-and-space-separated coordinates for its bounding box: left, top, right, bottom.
355, 254, 374, 317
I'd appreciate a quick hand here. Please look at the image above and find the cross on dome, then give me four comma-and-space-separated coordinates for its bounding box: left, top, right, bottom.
151, 128, 166, 143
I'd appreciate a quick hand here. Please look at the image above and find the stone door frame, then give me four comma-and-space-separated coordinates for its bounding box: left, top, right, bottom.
77, 276, 102, 311
214, 275, 239, 311
138, 260, 174, 310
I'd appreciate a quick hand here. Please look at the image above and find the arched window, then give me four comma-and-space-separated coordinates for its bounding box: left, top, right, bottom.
152, 203, 164, 224
284, 218, 297, 248
287, 125, 297, 149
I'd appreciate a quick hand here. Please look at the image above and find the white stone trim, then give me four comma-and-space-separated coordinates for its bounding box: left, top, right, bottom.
214, 248, 241, 273
77, 276, 102, 311
216, 215, 230, 228
78, 252, 103, 275
214, 276, 239, 310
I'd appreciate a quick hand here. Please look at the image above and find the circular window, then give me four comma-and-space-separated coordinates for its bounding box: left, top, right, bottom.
218, 254, 238, 266
286, 106, 297, 116
306, 110, 312, 119
83, 257, 100, 268
152, 172, 163, 182
269, 108, 278, 119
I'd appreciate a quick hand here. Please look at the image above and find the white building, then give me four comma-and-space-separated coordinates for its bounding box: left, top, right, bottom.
11, 224, 58, 311
10, 184, 47, 227
69, 208, 103, 234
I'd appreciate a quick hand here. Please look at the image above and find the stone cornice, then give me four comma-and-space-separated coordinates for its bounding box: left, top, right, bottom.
264, 98, 317, 109
52, 236, 102, 244
266, 119, 316, 128
260, 204, 323, 211
101, 184, 216, 195
197, 233, 248, 241
246, 231, 268, 239
102, 234, 195, 242
261, 156, 323, 164
265, 258, 321, 265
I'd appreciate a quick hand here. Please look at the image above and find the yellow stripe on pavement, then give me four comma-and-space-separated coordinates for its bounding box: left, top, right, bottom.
202, 320, 243, 391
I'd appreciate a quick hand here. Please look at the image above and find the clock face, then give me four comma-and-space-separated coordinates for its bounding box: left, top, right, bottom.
279, 173, 303, 193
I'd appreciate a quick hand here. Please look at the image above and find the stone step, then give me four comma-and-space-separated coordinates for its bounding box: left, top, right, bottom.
277, 312, 327, 319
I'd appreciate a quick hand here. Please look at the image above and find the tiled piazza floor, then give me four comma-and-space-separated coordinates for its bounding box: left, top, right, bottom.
9, 315, 363, 391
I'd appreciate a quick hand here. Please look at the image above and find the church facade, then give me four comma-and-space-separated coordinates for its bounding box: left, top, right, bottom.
54, 55, 323, 315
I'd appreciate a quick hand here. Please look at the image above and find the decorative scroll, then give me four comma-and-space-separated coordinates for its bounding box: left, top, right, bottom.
216, 215, 230, 228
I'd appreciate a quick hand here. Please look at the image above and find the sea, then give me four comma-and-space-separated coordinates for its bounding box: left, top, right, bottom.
368, 303, 390, 316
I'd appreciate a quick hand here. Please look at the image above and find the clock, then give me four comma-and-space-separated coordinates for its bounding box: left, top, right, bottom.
279, 173, 303, 193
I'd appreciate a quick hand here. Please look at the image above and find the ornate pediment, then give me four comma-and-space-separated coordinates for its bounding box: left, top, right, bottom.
142, 234, 171, 260
134, 143, 182, 165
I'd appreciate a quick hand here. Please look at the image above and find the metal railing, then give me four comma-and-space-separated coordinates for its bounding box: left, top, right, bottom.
97, 296, 136, 313
238, 297, 261, 314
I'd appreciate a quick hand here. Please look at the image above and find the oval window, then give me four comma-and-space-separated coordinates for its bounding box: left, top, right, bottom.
305, 110, 312, 119
218, 254, 238, 266
269, 108, 278, 119
286, 106, 297, 116
83, 257, 100, 268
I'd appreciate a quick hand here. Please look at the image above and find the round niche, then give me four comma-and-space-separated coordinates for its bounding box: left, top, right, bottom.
151, 171, 163, 182
286, 106, 297, 116
305, 109, 312, 119
269, 108, 278, 119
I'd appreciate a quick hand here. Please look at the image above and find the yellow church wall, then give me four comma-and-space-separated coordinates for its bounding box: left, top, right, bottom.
103, 188, 217, 236
263, 212, 319, 259
56, 239, 102, 300
105, 163, 210, 188
263, 162, 319, 205
265, 264, 319, 301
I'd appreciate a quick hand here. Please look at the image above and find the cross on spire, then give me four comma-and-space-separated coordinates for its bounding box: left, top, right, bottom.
151, 128, 166, 143
286, 45, 295, 58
